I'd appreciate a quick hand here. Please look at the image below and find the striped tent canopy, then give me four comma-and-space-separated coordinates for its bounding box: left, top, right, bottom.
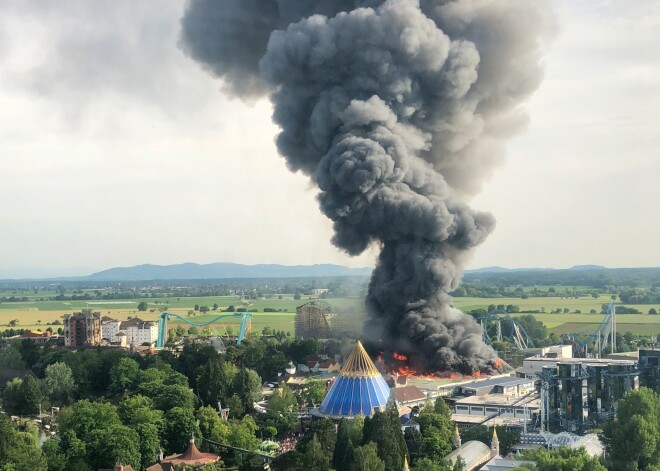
318, 340, 391, 417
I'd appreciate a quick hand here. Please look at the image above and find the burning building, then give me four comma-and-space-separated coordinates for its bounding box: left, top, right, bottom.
180, 0, 553, 375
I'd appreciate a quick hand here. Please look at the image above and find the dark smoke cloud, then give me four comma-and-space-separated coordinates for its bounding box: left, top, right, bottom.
181, 0, 553, 373
180, 0, 379, 98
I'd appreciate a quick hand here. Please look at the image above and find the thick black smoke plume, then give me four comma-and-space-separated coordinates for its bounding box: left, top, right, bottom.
181, 0, 553, 373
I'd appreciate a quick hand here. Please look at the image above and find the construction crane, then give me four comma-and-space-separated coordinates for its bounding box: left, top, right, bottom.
156, 312, 252, 348
566, 301, 616, 358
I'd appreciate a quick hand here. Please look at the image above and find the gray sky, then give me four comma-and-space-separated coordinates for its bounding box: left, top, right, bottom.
0, 1, 658, 278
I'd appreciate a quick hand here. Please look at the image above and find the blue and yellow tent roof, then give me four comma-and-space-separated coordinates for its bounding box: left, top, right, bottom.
318, 340, 391, 417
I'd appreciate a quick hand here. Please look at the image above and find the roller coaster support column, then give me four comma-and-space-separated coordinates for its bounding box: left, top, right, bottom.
156, 312, 253, 348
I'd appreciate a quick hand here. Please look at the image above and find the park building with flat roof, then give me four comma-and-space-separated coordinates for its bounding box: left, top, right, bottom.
458, 376, 535, 398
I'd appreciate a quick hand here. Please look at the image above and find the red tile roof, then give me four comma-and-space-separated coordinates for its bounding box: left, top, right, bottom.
392, 385, 426, 403
162, 439, 219, 466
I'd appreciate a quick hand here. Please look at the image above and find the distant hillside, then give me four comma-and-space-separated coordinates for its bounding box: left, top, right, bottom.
87, 262, 372, 281
570, 264, 607, 270
463, 266, 660, 288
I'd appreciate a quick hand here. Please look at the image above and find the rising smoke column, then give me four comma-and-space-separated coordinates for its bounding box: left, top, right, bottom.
181, 0, 553, 374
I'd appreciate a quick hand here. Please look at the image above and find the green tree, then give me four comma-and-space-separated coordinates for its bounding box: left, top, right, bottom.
226, 394, 245, 418
58, 400, 121, 439
362, 408, 407, 471
44, 362, 76, 406
145, 383, 197, 411
514, 315, 548, 344
137, 302, 148, 311
197, 406, 231, 445
333, 419, 352, 469
134, 423, 161, 469
87, 424, 141, 470
196, 358, 238, 408
349, 442, 385, 471
164, 407, 201, 454
1, 378, 23, 415
232, 368, 262, 413
405, 428, 426, 465
59, 429, 87, 468
271, 450, 304, 470
265, 386, 298, 435
303, 379, 327, 406
227, 415, 260, 451
603, 387, 660, 470
18, 375, 48, 416
302, 434, 331, 471
300, 418, 336, 457
18, 338, 40, 368
350, 414, 365, 444
109, 357, 139, 393
41, 439, 67, 471
522, 447, 606, 471
416, 398, 455, 460
411, 457, 451, 471
0, 344, 25, 369
117, 394, 164, 429
0, 413, 48, 471
453, 456, 466, 471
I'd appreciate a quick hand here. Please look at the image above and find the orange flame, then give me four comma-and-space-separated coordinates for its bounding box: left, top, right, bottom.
495, 358, 503, 370
378, 351, 494, 380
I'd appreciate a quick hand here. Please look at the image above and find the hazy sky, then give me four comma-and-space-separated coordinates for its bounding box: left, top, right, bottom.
0, 1, 658, 277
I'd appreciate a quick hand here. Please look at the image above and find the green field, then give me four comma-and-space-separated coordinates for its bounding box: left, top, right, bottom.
0, 295, 365, 335
452, 295, 626, 313
2, 292, 660, 338
451, 296, 660, 335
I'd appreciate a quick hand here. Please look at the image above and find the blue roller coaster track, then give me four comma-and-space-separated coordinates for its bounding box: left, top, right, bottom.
477, 310, 534, 350
565, 300, 616, 357
156, 311, 252, 348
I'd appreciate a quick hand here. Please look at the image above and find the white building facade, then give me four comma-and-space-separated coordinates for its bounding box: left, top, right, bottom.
101, 317, 122, 342
122, 320, 158, 346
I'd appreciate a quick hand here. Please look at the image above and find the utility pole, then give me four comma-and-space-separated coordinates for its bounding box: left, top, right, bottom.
611, 302, 616, 354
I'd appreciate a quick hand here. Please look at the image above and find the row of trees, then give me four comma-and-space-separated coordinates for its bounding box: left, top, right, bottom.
0, 341, 266, 470
270, 398, 462, 471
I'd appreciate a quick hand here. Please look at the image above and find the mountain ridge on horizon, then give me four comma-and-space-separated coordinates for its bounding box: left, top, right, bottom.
5, 262, 660, 282
86, 262, 373, 281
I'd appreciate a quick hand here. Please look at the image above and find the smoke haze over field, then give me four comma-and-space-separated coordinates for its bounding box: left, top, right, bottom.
181, 0, 553, 373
